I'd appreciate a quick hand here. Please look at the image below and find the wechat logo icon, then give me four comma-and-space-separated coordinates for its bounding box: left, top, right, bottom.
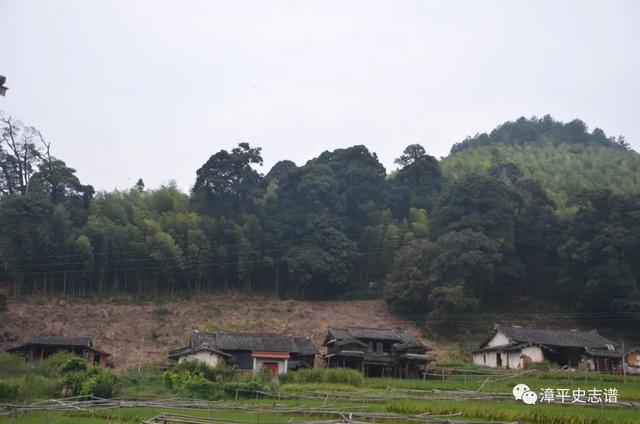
513, 383, 538, 405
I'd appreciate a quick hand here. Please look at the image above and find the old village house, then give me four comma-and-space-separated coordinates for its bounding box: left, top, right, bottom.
322, 326, 433, 378
7, 336, 110, 366
473, 325, 621, 371
169, 329, 318, 374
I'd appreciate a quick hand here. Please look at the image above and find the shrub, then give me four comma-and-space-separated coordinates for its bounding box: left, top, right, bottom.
20, 373, 58, 400
0, 353, 29, 376
80, 368, 119, 398
37, 351, 81, 377
175, 360, 237, 382
163, 370, 202, 390
280, 368, 364, 387
59, 362, 119, 398
61, 357, 88, 374
0, 381, 19, 402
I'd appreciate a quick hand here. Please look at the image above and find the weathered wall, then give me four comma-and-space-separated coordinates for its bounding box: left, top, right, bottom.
486, 332, 510, 347
178, 351, 220, 367
473, 346, 543, 368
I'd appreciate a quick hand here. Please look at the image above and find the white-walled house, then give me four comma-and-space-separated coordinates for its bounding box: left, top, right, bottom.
169, 329, 318, 374
170, 343, 231, 367
473, 325, 621, 371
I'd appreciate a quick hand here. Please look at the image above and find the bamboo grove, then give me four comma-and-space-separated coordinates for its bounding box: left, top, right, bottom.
1, 112, 640, 318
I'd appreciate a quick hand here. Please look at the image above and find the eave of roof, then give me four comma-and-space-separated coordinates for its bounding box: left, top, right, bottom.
7, 342, 110, 356
171, 343, 233, 359
400, 353, 434, 361
472, 342, 547, 354
252, 351, 290, 359
480, 325, 618, 350
188, 329, 318, 355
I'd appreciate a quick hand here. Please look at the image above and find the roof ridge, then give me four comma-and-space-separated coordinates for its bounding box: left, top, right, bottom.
216, 329, 299, 337
346, 325, 396, 331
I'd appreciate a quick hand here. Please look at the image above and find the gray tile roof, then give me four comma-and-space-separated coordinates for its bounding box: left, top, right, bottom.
168, 343, 231, 359
189, 329, 319, 355
325, 326, 430, 352
346, 326, 403, 341
293, 337, 321, 355
393, 339, 429, 351
583, 346, 623, 358
494, 325, 618, 349
327, 328, 350, 340
7, 336, 110, 356
27, 336, 93, 347
335, 337, 368, 348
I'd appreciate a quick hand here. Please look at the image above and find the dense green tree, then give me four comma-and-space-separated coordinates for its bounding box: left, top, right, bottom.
513, 179, 561, 293
443, 116, 640, 210
1, 111, 639, 322
394, 144, 427, 166
134, 178, 145, 192
315, 145, 387, 235
384, 229, 502, 317
191, 143, 264, 215
0, 195, 71, 294
431, 175, 518, 245
388, 144, 444, 218
558, 190, 640, 312
383, 238, 437, 312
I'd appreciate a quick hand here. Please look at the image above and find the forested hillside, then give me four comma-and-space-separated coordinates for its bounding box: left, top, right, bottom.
1, 112, 639, 329
442, 115, 640, 211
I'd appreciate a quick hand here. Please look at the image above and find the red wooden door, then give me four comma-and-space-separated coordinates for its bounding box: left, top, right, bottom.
261, 361, 279, 373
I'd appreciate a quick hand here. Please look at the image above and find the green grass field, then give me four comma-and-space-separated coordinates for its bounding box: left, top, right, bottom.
2, 353, 640, 424
2, 395, 640, 424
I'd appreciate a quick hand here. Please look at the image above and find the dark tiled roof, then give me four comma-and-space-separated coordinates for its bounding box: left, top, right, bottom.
288, 359, 312, 369
327, 328, 350, 340
494, 325, 618, 349
473, 342, 545, 354
326, 327, 429, 352
334, 350, 365, 357
346, 327, 402, 341
168, 343, 231, 359
393, 339, 430, 351
584, 346, 623, 359
335, 337, 368, 348
293, 337, 321, 355
189, 329, 318, 355
7, 336, 110, 356
27, 336, 93, 347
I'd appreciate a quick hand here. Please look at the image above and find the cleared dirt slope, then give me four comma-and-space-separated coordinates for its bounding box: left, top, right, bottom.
0, 295, 441, 370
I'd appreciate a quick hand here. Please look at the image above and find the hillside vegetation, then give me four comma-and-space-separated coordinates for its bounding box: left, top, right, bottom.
442, 115, 640, 211
1, 112, 639, 336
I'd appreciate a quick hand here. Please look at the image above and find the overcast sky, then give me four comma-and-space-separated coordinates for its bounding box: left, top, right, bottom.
1, 0, 639, 191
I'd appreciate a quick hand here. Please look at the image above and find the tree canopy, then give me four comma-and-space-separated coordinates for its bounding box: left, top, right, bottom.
0, 112, 639, 325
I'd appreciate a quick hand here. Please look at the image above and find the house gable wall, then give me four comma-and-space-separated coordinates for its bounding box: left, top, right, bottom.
178, 351, 220, 367
486, 332, 510, 347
